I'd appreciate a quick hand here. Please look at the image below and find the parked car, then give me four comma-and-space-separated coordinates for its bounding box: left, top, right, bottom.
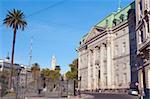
128, 89, 139, 96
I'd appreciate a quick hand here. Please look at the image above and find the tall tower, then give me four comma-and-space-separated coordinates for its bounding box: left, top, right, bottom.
29, 36, 33, 68
51, 55, 57, 70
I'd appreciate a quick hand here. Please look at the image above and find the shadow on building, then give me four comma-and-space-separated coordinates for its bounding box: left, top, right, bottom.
127, 8, 138, 89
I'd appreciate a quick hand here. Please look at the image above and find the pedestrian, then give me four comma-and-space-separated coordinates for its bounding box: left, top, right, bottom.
78, 89, 81, 98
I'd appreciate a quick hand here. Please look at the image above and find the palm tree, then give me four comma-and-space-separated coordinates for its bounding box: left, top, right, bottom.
3, 9, 27, 89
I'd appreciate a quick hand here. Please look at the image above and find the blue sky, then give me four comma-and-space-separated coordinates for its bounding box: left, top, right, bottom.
0, 0, 134, 74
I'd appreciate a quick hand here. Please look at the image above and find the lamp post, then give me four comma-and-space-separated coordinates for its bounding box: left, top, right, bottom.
16, 67, 21, 99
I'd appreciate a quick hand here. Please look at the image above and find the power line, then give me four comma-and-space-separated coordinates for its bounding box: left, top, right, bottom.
1, 0, 87, 30
26, 0, 68, 18
0, 0, 68, 27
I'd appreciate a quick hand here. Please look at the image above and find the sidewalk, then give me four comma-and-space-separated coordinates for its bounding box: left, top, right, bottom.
25, 94, 94, 99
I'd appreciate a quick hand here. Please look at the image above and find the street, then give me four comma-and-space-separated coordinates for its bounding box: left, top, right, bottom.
85, 93, 139, 99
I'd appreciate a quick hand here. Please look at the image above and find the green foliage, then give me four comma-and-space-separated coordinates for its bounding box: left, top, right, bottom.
65, 59, 78, 88
49, 70, 61, 81
65, 59, 78, 80
3, 9, 27, 30
3, 9, 27, 89
41, 68, 61, 81
41, 68, 50, 78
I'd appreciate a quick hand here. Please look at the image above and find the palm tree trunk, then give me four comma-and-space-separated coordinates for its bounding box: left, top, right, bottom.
9, 27, 17, 90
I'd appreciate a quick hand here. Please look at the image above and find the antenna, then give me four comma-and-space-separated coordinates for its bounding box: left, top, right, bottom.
29, 36, 33, 68
26, 36, 33, 91
118, 0, 121, 12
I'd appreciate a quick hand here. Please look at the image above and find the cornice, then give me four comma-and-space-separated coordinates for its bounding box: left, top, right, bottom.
112, 20, 128, 33
113, 54, 130, 60
78, 31, 107, 51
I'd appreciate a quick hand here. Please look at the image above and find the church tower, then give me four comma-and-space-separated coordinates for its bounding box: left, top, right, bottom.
51, 55, 57, 70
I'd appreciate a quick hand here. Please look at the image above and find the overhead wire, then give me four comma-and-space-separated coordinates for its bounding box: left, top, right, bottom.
26, 0, 68, 18
1, 0, 87, 30
0, 0, 67, 27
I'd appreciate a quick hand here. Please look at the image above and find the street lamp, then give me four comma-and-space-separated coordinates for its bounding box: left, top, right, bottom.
16, 67, 21, 99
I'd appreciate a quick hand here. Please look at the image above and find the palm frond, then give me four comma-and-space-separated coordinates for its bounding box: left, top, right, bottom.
3, 9, 27, 31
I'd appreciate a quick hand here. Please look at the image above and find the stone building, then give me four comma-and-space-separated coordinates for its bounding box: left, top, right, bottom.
0, 59, 21, 71
135, 0, 150, 98
77, 2, 138, 92
0, 58, 32, 88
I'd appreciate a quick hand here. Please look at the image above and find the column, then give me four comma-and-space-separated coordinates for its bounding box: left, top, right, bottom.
110, 35, 115, 89
106, 39, 112, 89
95, 47, 100, 90
93, 48, 97, 90
88, 50, 91, 90
100, 44, 105, 89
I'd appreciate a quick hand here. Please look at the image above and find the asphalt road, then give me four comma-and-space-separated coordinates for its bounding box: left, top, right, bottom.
86, 92, 139, 99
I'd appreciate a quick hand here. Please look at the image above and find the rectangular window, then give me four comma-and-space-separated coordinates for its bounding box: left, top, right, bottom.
116, 74, 119, 85
140, 0, 143, 14
115, 45, 118, 56
138, 0, 143, 19
122, 42, 126, 53
98, 70, 100, 79
116, 64, 119, 70
124, 73, 127, 84
104, 46, 107, 59
139, 29, 144, 44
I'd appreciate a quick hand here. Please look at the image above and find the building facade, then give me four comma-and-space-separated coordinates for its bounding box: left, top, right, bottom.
0, 59, 20, 71
0, 59, 32, 89
135, 0, 150, 98
77, 2, 138, 92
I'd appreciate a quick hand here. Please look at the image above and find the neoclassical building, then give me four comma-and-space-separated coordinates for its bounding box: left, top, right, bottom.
135, 0, 150, 98
77, 2, 138, 92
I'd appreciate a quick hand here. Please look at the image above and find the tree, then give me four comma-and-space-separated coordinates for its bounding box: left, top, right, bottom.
31, 63, 40, 82
65, 59, 78, 80
41, 68, 50, 78
3, 9, 27, 89
50, 70, 61, 81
